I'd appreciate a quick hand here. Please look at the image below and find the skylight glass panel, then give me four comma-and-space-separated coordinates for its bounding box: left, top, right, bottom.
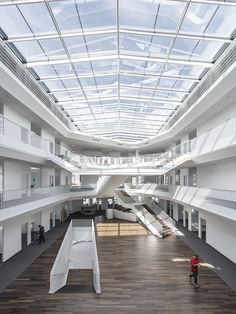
53, 92, 72, 101
0, 0, 234, 143
141, 77, 159, 88
62, 79, 81, 89
64, 36, 87, 57
79, 77, 96, 88
170, 38, 199, 60
180, 3, 218, 35
180, 65, 207, 78
74, 62, 93, 74
67, 91, 84, 99
155, 0, 186, 32
95, 75, 118, 86
120, 33, 152, 56
43, 80, 66, 91
158, 78, 176, 89
50, 0, 82, 33
67, 108, 91, 115
12, 39, 67, 62
0, 5, 32, 37
137, 90, 153, 98
83, 89, 100, 98
30, 65, 57, 79
173, 80, 196, 91
119, 59, 148, 74
18, 3, 56, 36
120, 0, 160, 31
149, 36, 173, 58
91, 59, 117, 73
119, 75, 147, 87
13, 41, 46, 61
98, 88, 118, 97
191, 41, 226, 62
120, 88, 140, 97
205, 5, 236, 38
38, 39, 67, 60
154, 91, 187, 101
77, 0, 117, 30
53, 64, 76, 77
85, 34, 117, 55
62, 102, 88, 109
171, 38, 226, 62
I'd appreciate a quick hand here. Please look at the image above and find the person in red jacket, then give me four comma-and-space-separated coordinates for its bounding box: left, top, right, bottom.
189, 253, 200, 287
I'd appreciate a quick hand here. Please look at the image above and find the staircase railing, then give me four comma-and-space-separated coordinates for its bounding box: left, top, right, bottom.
144, 197, 176, 228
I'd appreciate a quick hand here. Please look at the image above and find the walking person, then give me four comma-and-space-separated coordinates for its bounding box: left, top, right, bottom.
189, 253, 200, 287
38, 225, 45, 244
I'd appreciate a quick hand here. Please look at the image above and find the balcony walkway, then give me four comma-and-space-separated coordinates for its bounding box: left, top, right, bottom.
0, 218, 236, 313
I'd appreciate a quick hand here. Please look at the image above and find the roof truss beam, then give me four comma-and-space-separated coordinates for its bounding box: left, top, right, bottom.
5, 28, 233, 43
25, 54, 214, 67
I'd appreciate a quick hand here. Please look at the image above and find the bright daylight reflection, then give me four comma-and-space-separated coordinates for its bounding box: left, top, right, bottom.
96, 222, 149, 237
172, 258, 216, 269
0, 0, 235, 142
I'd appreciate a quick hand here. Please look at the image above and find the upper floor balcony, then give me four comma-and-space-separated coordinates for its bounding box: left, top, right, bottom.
71, 115, 236, 175
0, 114, 78, 172
0, 112, 236, 176
0, 184, 97, 223
125, 183, 236, 222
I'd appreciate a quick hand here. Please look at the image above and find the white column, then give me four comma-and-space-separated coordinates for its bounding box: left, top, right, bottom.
27, 221, 31, 245
52, 211, 56, 227
183, 210, 186, 227
188, 209, 192, 231
198, 215, 202, 238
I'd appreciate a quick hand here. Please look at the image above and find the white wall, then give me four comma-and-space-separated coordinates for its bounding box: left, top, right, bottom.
81, 175, 98, 188
202, 212, 236, 263
197, 159, 236, 191
180, 168, 189, 186
4, 160, 31, 191
41, 129, 55, 143
4, 105, 31, 130
42, 167, 55, 187
60, 170, 71, 186
0, 226, 3, 254
41, 208, 50, 233
2, 218, 22, 261
70, 200, 83, 213
197, 102, 236, 136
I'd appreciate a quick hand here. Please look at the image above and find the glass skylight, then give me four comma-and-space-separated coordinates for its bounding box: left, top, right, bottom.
0, 0, 235, 143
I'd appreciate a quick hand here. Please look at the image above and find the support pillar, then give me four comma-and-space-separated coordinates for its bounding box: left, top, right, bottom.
27, 221, 31, 245
183, 210, 186, 227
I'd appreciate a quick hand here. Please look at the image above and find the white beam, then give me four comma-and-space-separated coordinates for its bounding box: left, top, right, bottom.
1, 0, 236, 6
6, 28, 232, 43
26, 54, 214, 67
39, 71, 200, 82
57, 95, 182, 105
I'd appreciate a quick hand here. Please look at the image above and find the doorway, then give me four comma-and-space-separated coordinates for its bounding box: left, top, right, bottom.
185, 210, 189, 229
200, 218, 206, 241
21, 222, 28, 249
0, 226, 3, 264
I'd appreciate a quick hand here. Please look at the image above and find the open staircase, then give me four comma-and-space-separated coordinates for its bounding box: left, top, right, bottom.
142, 204, 173, 238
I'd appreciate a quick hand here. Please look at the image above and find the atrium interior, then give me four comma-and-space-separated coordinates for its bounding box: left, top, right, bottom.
0, 0, 236, 313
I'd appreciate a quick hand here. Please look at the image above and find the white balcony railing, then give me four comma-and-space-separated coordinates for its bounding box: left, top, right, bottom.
0, 113, 71, 157
126, 183, 236, 216
0, 185, 71, 210
72, 116, 236, 171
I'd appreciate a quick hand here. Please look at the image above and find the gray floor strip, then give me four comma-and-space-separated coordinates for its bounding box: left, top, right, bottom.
176, 222, 236, 292
0, 221, 69, 291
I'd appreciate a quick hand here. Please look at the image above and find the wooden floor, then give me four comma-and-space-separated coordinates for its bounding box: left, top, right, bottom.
0, 219, 236, 314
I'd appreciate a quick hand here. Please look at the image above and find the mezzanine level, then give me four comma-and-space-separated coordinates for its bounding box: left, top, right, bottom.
0, 185, 96, 223
0, 114, 78, 172
125, 183, 236, 221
